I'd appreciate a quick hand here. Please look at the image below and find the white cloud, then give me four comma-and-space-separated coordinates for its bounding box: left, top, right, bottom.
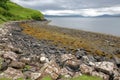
43, 6, 120, 16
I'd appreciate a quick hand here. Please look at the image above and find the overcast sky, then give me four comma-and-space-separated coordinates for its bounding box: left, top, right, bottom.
11, 0, 120, 16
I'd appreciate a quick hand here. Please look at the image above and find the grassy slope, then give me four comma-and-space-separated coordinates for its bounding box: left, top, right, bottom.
0, 1, 44, 24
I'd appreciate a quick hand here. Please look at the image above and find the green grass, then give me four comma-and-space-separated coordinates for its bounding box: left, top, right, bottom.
69, 75, 103, 80
41, 75, 102, 80
0, 1, 44, 23
41, 75, 52, 80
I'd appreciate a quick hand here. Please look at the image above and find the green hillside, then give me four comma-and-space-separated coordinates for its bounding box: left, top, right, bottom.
0, 0, 44, 23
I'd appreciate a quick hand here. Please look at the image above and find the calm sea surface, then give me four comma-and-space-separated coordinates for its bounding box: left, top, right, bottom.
46, 17, 120, 37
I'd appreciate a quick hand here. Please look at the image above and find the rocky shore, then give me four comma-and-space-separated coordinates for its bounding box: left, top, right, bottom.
0, 21, 120, 80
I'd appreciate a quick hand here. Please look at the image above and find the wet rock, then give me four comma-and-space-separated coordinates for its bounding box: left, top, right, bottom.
2, 51, 18, 61
80, 64, 94, 75
0, 67, 25, 79
9, 61, 25, 69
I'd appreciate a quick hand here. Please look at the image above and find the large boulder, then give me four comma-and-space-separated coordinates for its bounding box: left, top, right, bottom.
64, 59, 81, 72
113, 55, 120, 68
2, 51, 18, 61
80, 63, 94, 75
0, 67, 25, 80
73, 72, 82, 78
91, 71, 109, 80
19, 57, 31, 64
24, 71, 41, 80
61, 54, 76, 62
9, 61, 25, 69
92, 61, 116, 75
38, 60, 61, 80
0, 61, 8, 71
60, 68, 74, 78
114, 76, 120, 80
75, 49, 86, 59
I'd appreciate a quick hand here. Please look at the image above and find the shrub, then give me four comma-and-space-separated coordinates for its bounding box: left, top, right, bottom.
31, 13, 43, 20
0, 0, 9, 10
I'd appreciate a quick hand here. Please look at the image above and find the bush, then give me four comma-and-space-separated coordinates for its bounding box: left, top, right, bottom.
0, 0, 9, 10
31, 13, 42, 20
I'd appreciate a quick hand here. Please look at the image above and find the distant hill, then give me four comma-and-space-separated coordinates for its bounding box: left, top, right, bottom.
0, 0, 44, 23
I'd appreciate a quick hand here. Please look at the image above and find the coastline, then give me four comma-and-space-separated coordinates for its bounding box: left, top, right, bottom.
0, 21, 120, 80
21, 21, 120, 56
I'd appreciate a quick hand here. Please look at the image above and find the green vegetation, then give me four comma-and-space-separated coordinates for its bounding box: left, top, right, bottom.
16, 78, 24, 80
24, 65, 31, 71
41, 75, 52, 80
69, 75, 102, 80
0, 78, 25, 80
0, 78, 12, 80
41, 75, 102, 80
0, 0, 44, 23
0, 58, 3, 70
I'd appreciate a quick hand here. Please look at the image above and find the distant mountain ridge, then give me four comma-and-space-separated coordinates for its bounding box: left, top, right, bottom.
45, 14, 120, 17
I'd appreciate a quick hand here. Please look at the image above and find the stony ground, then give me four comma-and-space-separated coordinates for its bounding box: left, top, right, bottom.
0, 21, 120, 80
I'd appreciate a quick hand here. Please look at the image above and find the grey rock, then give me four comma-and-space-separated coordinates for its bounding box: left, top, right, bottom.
24, 71, 41, 80
0, 62, 8, 71
40, 60, 61, 80
92, 61, 116, 75
113, 55, 120, 68
0, 67, 25, 80
2, 51, 18, 61
61, 54, 76, 62
64, 59, 81, 72
20, 57, 31, 64
75, 49, 86, 59
60, 68, 74, 78
80, 63, 94, 75
91, 71, 109, 80
9, 61, 25, 69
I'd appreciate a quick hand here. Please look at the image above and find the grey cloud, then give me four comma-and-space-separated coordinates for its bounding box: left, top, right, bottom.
10, 0, 120, 16
11, 0, 120, 10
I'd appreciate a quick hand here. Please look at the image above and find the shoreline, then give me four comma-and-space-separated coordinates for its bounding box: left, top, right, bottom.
0, 21, 120, 80
22, 21, 120, 56
49, 23, 120, 37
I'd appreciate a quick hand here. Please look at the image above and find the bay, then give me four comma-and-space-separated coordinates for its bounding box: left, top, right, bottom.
46, 17, 120, 37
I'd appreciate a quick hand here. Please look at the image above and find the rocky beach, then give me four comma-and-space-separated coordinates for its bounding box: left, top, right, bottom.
0, 21, 120, 80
